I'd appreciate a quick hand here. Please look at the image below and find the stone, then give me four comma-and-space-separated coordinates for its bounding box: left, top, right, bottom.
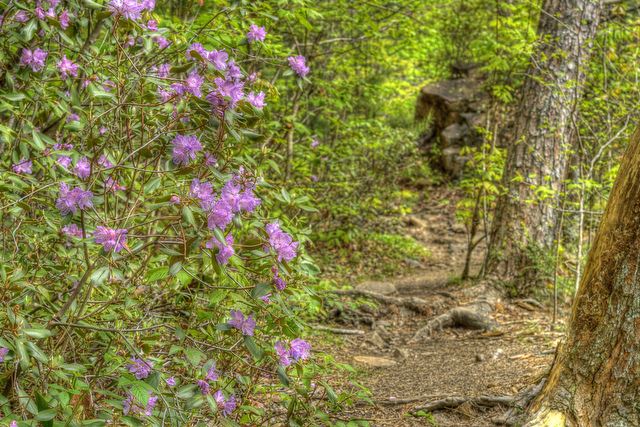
353, 356, 397, 368
441, 123, 469, 147
393, 348, 410, 360
364, 331, 386, 349
441, 146, 470, 177
356, 281, 397, 295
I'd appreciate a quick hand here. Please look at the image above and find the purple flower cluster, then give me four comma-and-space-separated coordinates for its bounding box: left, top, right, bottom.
288, 55, 309, 77
172, 70, 204, 98
12, 159, 32, 174
171, 134, 202, 166
123, 392, 158, 417
127, 357, 153, 379
206, 234, 235, 265
73, 157, 91, 180
62, 223, 83, 238
214, 390, 237, 417
247, 24, 267, 43
94, 226, 128, 253
57, 55, 78, 80
228, 309, 256, 336
20, 48, 48, 72
274, 339, 311, 366
266, 222, 299, 262
273, 267, 287, 291
107, 0, 155, 21
0, 347, 9, 362
247, 91, 266, 109
56, 183, 93, 215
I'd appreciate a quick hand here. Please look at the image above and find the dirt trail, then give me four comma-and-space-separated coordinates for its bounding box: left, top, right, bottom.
322, 188, 565, 426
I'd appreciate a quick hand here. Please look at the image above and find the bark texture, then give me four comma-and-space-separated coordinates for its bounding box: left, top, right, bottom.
527, 128, 640, 426
485, 0, 603, 292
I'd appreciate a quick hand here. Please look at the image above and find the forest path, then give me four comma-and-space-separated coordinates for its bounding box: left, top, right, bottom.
321, 187, 563, 427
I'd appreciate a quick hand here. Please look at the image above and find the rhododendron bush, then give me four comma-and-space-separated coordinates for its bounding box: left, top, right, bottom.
0, 1, 336, 425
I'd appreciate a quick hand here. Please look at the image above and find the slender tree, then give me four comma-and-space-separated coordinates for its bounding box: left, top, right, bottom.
526, 127, 640, 425
485, 0, 603, 292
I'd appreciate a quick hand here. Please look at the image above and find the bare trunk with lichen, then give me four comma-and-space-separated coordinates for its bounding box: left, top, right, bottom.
485, 0, 602, 293
526, 128, 640, 426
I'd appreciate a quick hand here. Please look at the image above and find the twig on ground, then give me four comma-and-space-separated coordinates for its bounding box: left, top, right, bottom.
331, 289, 429, 313
412, 395, 513, 413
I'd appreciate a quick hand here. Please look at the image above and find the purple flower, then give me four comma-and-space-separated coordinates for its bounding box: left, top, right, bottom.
288, 55, 309, 77
274, 341, 291, 366
212, 77, 244, 108
59, 10, 70, 29
189, 178, 214, 205
197, 379, 210, 395
12, 159, 32, 174
98, 155, 114, 169
105, 176, 126, 192
99, 126, 109, 135
153, 35, 170, 49
94, 226, 128, 253
144, 394, 158, 416
247, 24, 266, 42
20, 48, 48, 72
214, 391, 237, 417
62, 223, 83, 238
290, 338, 311, 361
207, 199, 233, 230
108, 0, 152, 20
311, 137, 320, 148
207, 49, 228, 70
73, 157, 91, 180
226, 61, 243, 79
228, 309, 255, 336
9, 421, 17, 427
171, 134, 202, 166
186, 43, 208, 61
127, 357, 153, 379
14, 11, 29, 23
266, 222, 299, 262
66, 112, 79, 123
0, 347, 9, 362
156, 63, 170, 78
170, 195, 181, 205
260, 293, 271, 303
166, 376, 176, 386
56, 183, 93, 215
205, 363, 219, 381
273, 268, 286, 291
206, 234, 235, 265
57, 156, 72, 168
184, 70, 204, 97
35, 7, 45, 19
247, 91, 266, 109
204, 152, 217, 167
146, 19, 157, 31
57, 55, 78, 80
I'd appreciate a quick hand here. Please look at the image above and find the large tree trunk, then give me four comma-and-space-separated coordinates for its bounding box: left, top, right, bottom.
526, 128, 640, 426
485, 0, 603, 293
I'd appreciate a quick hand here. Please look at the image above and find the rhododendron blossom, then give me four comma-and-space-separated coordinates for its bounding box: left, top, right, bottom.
12, 159, 32, 174
228, 309, 255, 336
56, 183, 93, 215
20, 48, 48, 72
266, 222, 299, 262
57, 55, 78, 79
127, 357, 153, 379
288, 55, 309, 77
171, 134, 202, 165
94, 226, 128, 253
247, 24, 266, 42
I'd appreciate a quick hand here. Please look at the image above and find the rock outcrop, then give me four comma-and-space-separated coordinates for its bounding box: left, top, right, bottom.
415, 77, 489, 177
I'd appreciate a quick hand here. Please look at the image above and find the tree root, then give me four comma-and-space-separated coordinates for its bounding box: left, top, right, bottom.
412, 395, 513, 413
409, 286, 499, 342
331, 289, 429, 313
493, 378, 546, 425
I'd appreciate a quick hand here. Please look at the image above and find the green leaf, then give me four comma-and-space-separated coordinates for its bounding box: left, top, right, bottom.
35, 409, 57, 422
277, 365, 290, 387
146, 267, 169, 282
23, 328, 53, 339
251, 282, 272, 299
243, 336, 263, 360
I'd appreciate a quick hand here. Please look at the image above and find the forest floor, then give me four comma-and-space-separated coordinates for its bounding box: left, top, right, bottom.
318, 187, 568, 427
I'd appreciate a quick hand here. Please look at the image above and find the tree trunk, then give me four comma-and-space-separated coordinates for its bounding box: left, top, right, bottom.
526, 128, 640, 426
485, 0, 603, 293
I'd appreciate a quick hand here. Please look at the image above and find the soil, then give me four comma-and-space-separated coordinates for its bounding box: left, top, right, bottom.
319, 187, 568, 427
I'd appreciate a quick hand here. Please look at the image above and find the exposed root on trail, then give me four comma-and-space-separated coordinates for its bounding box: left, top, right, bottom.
332, 289, 430, 313
409, 284, 499, 342
314, 325, 365, 335
412, 395, 514, 413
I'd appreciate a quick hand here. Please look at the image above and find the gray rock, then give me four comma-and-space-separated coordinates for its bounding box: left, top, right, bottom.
394, 348, 410, 360
353, 355, 397, 368
357, 281, 397, 295
441, 146, 470, 177
441, 123, 469, 147
364, 331, 386, 349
